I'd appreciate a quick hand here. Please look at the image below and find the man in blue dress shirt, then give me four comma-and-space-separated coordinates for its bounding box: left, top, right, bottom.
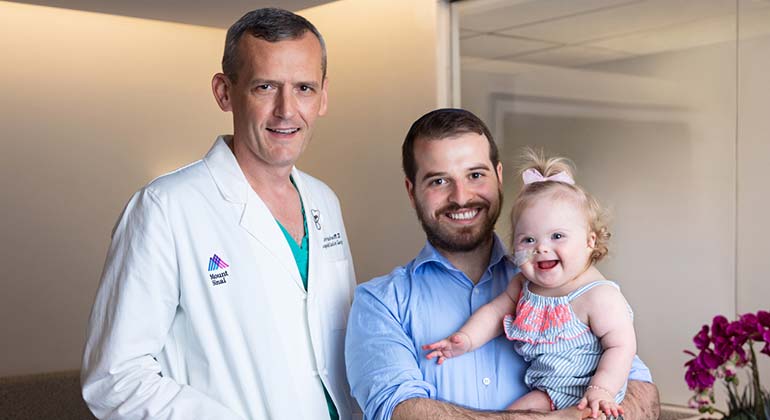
345, 108, 660, 420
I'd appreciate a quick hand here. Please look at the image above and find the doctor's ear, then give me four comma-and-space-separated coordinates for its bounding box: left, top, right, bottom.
212, 73, 232, 112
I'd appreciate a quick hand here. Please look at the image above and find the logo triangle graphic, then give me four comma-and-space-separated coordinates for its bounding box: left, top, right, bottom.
208, 254, 229, 271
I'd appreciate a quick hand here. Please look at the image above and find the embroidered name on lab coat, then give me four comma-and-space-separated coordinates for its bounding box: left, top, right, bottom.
322, 232, 343, 249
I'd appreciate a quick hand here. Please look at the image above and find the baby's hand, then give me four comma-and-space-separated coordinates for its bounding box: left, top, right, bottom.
421, 332, 472, 364
577, 385, 623, 419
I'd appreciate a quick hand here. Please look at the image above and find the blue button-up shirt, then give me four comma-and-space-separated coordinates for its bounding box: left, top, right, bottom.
345, 236, 652, 420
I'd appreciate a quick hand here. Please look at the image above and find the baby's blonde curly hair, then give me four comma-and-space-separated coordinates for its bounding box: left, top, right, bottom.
510, 147, 611, 263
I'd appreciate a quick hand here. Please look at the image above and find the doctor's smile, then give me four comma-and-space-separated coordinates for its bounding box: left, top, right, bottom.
266, 126, 301, 135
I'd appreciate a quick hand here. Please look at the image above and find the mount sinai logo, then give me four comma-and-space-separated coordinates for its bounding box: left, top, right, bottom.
208, 254, 229, 286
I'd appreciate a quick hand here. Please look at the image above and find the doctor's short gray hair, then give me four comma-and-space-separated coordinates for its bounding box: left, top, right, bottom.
222, 8, 327, 84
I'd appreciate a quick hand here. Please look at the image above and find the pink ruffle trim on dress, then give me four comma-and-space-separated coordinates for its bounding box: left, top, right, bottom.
502, 313, 591, 344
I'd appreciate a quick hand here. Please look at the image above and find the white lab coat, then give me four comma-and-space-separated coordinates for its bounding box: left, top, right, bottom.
82, 136, 356, 420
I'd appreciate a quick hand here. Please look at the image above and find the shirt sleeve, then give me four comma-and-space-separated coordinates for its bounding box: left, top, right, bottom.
345, 279, 436, 420
81, 188, 244, 420
628, 355, 654, 383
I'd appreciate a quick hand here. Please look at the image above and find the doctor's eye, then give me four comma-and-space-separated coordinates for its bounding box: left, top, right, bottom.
430, 178, 447, 186
298, 85, 316, 94
254, 84, 274, 93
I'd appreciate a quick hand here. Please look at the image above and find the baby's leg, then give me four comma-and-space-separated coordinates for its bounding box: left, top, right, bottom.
507, 389, 553, 411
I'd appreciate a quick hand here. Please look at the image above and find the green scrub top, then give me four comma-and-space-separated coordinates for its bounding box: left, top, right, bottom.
275, 178, 339, 420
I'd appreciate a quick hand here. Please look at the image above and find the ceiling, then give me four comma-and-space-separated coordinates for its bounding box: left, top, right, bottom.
7, 0, 335, 28
9, 0, 770, 68
458, 0, 770, 68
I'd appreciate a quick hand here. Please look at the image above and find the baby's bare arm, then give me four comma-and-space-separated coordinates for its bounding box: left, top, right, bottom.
573, 284, 636, 417
459, 274, 522, 351
588, 285, 636, 393
424, 274, 523, 362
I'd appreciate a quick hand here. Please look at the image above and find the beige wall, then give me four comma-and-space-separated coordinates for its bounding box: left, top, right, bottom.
0, 2, 229, 376
737, 15, 770, 317
0, 0, 441, 376
737, 11, 770, 384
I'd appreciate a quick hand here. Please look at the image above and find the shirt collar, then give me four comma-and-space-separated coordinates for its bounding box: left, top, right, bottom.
410, 234, 510, 277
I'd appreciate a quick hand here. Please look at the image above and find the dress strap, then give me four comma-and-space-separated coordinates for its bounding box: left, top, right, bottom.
567, 280, 619, 301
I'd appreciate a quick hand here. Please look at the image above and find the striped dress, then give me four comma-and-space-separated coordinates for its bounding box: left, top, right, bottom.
502, 280, 629, 409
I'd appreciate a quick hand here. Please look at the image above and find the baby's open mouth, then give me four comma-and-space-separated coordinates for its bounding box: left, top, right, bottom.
537, 260, 558, 270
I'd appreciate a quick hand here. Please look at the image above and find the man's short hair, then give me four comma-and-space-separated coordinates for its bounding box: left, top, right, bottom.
222, 8, 327, 83
402, 108, 500, 183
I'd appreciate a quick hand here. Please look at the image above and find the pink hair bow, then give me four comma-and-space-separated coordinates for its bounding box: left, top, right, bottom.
522, 168, 575, 185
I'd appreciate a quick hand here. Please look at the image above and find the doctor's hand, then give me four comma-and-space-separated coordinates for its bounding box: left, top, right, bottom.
422, 331, 472, 365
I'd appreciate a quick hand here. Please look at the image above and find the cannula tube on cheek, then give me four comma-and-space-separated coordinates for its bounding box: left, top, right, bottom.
512, 249, 535, 266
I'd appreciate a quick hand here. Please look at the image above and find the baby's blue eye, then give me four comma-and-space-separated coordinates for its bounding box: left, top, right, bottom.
552, 233, 564, 240
521, 237, 535, 244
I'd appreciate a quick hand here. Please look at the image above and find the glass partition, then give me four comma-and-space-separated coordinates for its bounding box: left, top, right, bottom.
453, 0, 769, 406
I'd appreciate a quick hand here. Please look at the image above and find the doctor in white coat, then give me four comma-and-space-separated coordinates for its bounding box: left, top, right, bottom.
82, 8, 356, 420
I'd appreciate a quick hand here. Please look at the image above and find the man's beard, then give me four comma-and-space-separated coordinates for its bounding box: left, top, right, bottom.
414, 188, 503, 253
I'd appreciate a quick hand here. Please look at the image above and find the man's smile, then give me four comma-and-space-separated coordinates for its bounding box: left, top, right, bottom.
446, 208, 480, 221
266, 127, 300, 135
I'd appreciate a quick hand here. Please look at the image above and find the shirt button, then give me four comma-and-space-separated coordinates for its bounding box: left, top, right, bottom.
474, 289, 480, 295
482, 377, 491, 386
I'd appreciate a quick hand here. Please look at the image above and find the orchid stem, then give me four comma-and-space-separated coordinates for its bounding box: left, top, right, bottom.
748, 342, 765, 420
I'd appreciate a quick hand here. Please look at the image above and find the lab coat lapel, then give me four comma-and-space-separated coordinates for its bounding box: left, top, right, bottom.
239, 191, 305, 293
204, 136, 304, 293
292, 168, 320, 300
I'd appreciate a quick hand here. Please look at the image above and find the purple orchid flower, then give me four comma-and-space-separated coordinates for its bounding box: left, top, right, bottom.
685, 363, 715, 391
713, 335, 734, 360
694, 325, 710, 350
697, 349, 723, 369
762, 330, 770, 357
739, 313, 763, 335
712, 315, 729, 335
757, 310, 770, 328
684, 309, 769, 413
